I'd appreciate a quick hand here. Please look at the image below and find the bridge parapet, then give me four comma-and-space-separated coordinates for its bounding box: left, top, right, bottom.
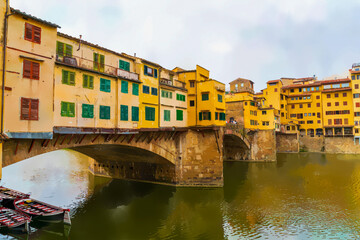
224, 123, 250, 149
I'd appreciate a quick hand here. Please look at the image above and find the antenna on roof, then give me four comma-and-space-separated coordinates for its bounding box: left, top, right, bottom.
77, 35, 82, 51
134, 53, 136, 57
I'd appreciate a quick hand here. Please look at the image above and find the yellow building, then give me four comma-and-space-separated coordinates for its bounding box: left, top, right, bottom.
350, 63, 360, 143
3, 8, 59, 139
159, 68, 187, 128
175, 65, 226, 127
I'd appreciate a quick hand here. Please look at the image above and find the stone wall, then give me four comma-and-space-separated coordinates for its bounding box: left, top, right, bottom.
276, 133, 299, 152
225, 101, 244, 125
299, 135, 325, 152
324, 137, 360, 154
248, 130, 276, 161
175, 129, 224, 187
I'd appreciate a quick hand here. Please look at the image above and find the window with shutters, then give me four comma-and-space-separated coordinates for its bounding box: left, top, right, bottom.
56, 41, 73, 57
144, 65, 158, 78
20, 98, 39, 120
121, 81, 128, 94
176, 110, 183, 121
120, 105, 128, 121
190, 81, 195, 88
23, 60, 40, 80
24, 23, 41, 44
190, 100, 195, 107
61, 101, 75, 117
218, 94, 223, 102
132, 106, 139, 121
219, 112, 226, 121
119, 60, 130, 71
151, 87, 158, 96
83, 74, 94, 89
176, 94, 185, 102
202, 93, 209, 101
215, 112, 219, 120
62, 70, 75, 86
94, 53, 105, 72
164, 110, 170, 121
202, 112, 211, 120
100, 78, 111, 92
99, 105, 111, 119
132, 83, 139, 96
143, 85, 150, 94
82, 104, 94, 118
145, 107, 155, 121
161, 90, 173, 99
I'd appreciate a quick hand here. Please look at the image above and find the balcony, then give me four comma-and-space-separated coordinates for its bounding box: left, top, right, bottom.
160, 78, 173, 86
56, 54, 139, 82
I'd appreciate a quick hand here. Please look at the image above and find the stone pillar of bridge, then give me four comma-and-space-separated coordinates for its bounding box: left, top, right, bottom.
247, 130, 276, 162
175, 128, 224, 187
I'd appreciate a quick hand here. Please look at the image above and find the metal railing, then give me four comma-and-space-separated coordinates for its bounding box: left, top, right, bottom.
56, 54, 139, 81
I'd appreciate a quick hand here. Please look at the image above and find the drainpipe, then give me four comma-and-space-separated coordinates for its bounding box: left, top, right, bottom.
1, 0, 9, 135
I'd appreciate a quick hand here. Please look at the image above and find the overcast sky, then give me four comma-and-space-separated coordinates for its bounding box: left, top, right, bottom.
11, 0, 360, 91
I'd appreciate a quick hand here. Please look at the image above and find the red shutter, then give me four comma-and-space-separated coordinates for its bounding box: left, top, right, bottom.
24, 23, 33, 41
30, 99, 39, 120
32, 62, 40, 80
23, 60, 31, 78
33, 26, 41, 44
21, 98, 30, 120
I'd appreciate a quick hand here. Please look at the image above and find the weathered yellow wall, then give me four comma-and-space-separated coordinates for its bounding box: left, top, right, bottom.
4, 14, 56, 135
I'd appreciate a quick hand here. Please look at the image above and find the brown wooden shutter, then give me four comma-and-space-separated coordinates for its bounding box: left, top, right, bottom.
33, 26, 41, 44
24, 23, 33, 41
21, 98, 30, 120
30, 99, 39, 120
31, 62, 40, 80
23, 60, 32, 78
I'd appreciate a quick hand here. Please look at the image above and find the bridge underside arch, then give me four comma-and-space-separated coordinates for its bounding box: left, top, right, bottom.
223, 134, 251, 161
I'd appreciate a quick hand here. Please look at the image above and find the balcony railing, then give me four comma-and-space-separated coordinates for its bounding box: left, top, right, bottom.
56, 54, 139, 81
160, 78, 173, 86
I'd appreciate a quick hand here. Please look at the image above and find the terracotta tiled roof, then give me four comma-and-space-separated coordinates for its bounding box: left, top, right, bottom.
267, 80, 280, 84
229, 78, 254, 84
320, 78, 350, 85
282, 82, 321, 89
11, 8, 60, 28
322, 87, 352, 93
288, 93, 312, 98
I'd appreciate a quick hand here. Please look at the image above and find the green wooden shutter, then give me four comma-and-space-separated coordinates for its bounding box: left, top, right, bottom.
57, 41, 64, 56
62, 70, 68, 84
69, 72, 75, 85
82, 104, 88, 118
144, 65, 148, 75
121, 81, 128, 93
132, 83, 139, 96
89, 76, 94, 89
176, 110, 183, 121
120, 105, 128, 121
100, 54, 105, 72
215, 112, 218, 120
154, 69, 158, 78
199, 112, 202, 121
119, 60, 125, 70
89, 105, 94, 118
106, 80, 111, 92
164, 110, 170, 121
61, 102, 67, 116
208, 112, 211, 120
83, 75, 88, 88
93, 53, 98, 71
68, 103, 75, 117
125, 62, 130, 71
65, 44, 73, 57
132, 106, 139, 121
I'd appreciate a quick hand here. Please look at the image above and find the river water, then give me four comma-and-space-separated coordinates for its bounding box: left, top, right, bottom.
1, 151, 360, 239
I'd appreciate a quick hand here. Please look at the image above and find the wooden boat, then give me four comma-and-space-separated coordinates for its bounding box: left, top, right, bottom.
14, 198, 71, 225
0, 207, 30, 233
0, 187, 30, 200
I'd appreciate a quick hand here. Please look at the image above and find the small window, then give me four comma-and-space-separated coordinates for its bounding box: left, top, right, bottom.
83, 74, 94, 89
215, 112, 219, 120
120, 105, 128, 121
23, 60, 40, 80
24, 23, 41, 44
94, 53, 105, 72
144, 65, 158, 78
202, 93, 209, 101
143, 85, 150, 94
132, 83, 139, 96
121, 81, 128, 94
119, 60, 130, 71
100, 78, 111, 92
190, 81, 195, 87
334, 93, 339, 98
61, 101, 75, 117
176, 94, 186, 101
151, 87, 158, 96
164, 110, 171, 121
21, 98, 39, 120
176, 110, 183, 121
218, 94, 223, 102
262, 111, 266, 115
132, 106, 139, 121
190, 100, 195, 107
62, 70, 75, 86
145, 106, 155, 121
56, 41, 73, 57
99, 105, 111, 120
219, 112, 226, 121
82, 104, 94, 118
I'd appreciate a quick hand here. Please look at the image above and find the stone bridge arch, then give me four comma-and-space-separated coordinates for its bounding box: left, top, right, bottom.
223, 125, 251, 161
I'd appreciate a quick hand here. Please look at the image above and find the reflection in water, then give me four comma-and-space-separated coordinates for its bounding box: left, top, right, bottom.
2, 151, 360, 239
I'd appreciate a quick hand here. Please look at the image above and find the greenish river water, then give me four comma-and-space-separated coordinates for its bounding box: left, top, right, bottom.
2, 151, 360, 239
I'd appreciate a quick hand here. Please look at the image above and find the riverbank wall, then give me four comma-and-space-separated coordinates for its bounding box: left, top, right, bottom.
298, 135, 360, 154
276, 133, 299, 153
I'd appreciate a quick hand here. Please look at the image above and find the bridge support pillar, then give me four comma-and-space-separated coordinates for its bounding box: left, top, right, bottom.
248, 130, 276, 162
175, 128, 224, 187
